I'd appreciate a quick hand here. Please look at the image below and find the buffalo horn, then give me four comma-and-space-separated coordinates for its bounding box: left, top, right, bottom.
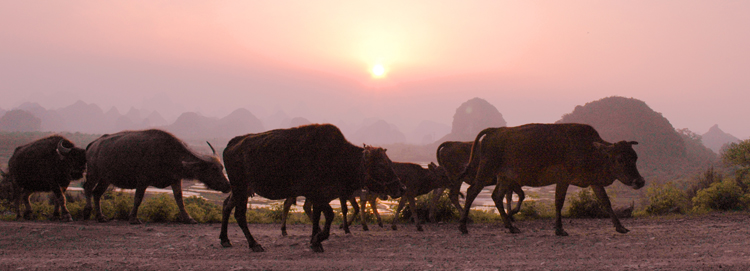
57, 139, 72, 156
206, 141, 216, 155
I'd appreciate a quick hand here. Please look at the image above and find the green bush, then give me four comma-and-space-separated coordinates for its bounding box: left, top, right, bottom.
567, 188, 609, 218
644, 182, 689, 215
396, 191, 460, 223
467, 209, 502, 223
516, 200, 554, 219
184, 196, 223, 223
138, 194, 178, 222
692, 179, 750, 211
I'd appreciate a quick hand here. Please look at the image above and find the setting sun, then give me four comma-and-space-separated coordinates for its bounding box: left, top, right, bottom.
371, 64, 386, 78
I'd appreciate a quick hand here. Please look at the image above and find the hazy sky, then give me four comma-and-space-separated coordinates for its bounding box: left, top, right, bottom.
1, 1, 749, 139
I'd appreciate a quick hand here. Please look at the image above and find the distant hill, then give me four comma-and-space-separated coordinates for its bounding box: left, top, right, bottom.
557, 96, 716, 177
437, 97, 506, 142
0, 110, 41, 132
350, 119, 406, 145
701, 124, 740, 154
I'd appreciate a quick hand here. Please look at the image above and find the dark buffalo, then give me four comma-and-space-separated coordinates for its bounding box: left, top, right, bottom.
459, 123, 645, 236
433, 141, 523, 222
220, 124, 405, 252
82, 129, 231, 224
390, 162, 452, 231
2, 136, 86, 222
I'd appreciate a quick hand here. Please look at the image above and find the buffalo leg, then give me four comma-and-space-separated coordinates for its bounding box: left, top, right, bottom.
458, 183, 484, 234
171, 181, 197, 224
591, 185, 629, 234
344, 196, 360, 228
408, 196, 423, 231
492, 183, 519, 233
224, 188, 264, 252
369, 196, 383, 227
310, 202, 333, 253
280, 197, 296, 236
554, 183, 570, 236
391, 197, 407, 230
15, 189, 32, 220
219, 193, 234, 247
359, 194, 370, 231
91, 180, 110, 223
428, 188, 443, 222
52, 187, 72, 222
338, 197, 351, 234
128, 186, 147, 224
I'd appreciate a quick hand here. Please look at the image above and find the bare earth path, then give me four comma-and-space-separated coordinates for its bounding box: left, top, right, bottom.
1, 212, 749, 270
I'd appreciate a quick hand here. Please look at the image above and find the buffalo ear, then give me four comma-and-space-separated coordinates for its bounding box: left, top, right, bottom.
427, 162, 437, 170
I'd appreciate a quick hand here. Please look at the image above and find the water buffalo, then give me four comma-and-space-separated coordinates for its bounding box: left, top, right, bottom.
2, 136, 86, 222
390, 162, 452, 231
433, 141, 523, 222
82, 129, 231, 224
458, 123, 645, 236
220, 124, 405, 252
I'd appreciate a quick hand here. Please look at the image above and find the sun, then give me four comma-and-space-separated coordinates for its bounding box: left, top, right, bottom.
371, 64, 386, 78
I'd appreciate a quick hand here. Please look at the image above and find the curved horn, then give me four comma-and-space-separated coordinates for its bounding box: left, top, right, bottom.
56, 139, 72, 156
206, 141, 216, 155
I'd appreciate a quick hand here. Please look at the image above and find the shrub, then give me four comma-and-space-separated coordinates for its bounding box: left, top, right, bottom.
138, 194, 178, 222
516, 200, 554, 219
686, 166, 723, 200
396, 190, 460, 223
467, 209, 502, 223
644, 182, 689, 215
692, 179, 750, 211
184, 196, 223, 223
567, 188, 609, 218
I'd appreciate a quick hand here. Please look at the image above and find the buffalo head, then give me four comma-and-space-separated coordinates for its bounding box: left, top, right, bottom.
362, 145, 405, 199
57, 139, 87, 180
595, 141, 645, 189
183, 142, 231, 193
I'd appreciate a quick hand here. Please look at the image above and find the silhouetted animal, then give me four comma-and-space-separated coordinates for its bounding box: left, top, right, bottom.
219, 124, 405, 252
3, 136, 86, 222
390, 162, 452, 231
459, 123, 645, 236
434, 141, 522, 222
82, 129, 231, 224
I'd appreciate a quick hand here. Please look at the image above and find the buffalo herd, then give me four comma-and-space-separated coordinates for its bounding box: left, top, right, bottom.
1, 123, 645, 252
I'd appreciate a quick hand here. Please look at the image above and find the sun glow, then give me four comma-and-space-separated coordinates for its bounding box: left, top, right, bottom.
371, 64, 386, 78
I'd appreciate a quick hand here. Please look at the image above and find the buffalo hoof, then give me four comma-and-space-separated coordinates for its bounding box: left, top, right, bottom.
129, 218, 143, 225
616, 227, 630, 234
391, 225, 398, 231
310, 244, 324, 253
459, 224, 469, 234
343, 228, 351, 234
23, 212, 32, 221
417, 226, 423, 232
508, 226, 520, 234
96, 216, 110, 223
378, 222, 384, 228
60, 214, 73, 222
362, 225, 369, 231
250, 244, 265, 252
555, 228, 569, 236
181, 218, 198, 224
220, 240, 232, 248
281, 229, 288, 236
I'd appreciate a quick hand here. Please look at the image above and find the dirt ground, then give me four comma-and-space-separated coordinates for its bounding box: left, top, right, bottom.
1, 212, 749, 270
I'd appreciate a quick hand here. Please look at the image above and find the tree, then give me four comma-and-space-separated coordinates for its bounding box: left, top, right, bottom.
721, 139, 750, 170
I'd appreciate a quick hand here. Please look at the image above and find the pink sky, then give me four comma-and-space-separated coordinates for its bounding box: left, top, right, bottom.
1, 1, 749, 139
